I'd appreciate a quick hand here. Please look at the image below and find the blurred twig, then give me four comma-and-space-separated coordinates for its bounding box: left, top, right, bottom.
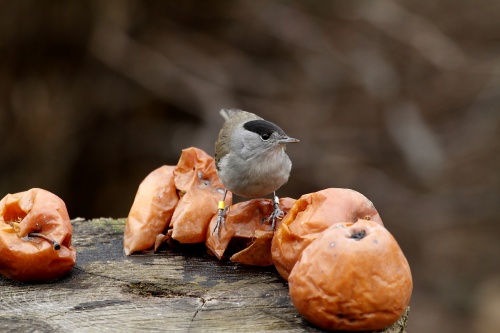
355, 0, 467, 69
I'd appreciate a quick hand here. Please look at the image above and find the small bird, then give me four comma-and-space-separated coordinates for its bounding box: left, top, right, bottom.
214, 109, 299, 234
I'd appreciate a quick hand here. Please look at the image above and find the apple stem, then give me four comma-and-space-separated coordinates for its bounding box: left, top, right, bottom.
27, 232, 61, 250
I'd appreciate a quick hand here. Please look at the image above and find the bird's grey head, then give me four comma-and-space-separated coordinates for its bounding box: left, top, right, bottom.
233, 119, 299, 159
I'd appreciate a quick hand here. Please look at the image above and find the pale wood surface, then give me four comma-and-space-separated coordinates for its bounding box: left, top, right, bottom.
0, 218, 408, 332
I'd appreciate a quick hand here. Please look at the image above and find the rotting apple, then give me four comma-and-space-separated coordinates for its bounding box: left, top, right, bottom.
0, 188, 76, 282
288, 220, 412, 331
206, 197, 295, 266
169, 147, 232, 243
124, 165, 178, 255
272, 188, 383, 280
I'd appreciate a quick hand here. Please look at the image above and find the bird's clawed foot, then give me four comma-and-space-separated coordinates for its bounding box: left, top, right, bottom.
213, 199, 229, 238
267, 194, 284, 230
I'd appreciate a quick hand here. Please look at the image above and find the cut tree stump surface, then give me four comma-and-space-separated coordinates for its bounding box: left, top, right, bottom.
0, 218, 409, 332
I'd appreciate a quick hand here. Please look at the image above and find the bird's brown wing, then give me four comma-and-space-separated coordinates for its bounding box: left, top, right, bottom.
215, 127, 230, 167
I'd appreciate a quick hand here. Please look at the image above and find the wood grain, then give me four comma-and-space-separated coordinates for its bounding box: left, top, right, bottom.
0, 218, 408, 332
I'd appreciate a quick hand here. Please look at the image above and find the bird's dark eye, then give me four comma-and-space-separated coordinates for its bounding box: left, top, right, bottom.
261, 133, 270, 141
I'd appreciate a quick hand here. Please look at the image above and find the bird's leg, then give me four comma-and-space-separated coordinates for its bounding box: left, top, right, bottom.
213, 189, 229, 237
267, 192, 285, 230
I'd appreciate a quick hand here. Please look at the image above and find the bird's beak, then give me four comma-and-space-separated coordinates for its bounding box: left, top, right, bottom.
277, 136, 300, 144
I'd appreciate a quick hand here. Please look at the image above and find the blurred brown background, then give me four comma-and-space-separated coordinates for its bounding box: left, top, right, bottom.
1, 1, 499, 332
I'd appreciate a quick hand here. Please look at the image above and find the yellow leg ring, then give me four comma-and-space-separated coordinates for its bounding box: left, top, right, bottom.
218, 201, 225, 210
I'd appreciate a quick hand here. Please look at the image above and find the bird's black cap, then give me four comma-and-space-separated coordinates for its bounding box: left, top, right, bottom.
243, 119, 285, 138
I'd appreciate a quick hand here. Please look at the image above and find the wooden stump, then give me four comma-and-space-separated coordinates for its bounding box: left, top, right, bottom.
0, 218, 409, 332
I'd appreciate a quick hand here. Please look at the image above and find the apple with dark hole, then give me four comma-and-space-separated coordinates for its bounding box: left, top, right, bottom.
288, 220, 412, 331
